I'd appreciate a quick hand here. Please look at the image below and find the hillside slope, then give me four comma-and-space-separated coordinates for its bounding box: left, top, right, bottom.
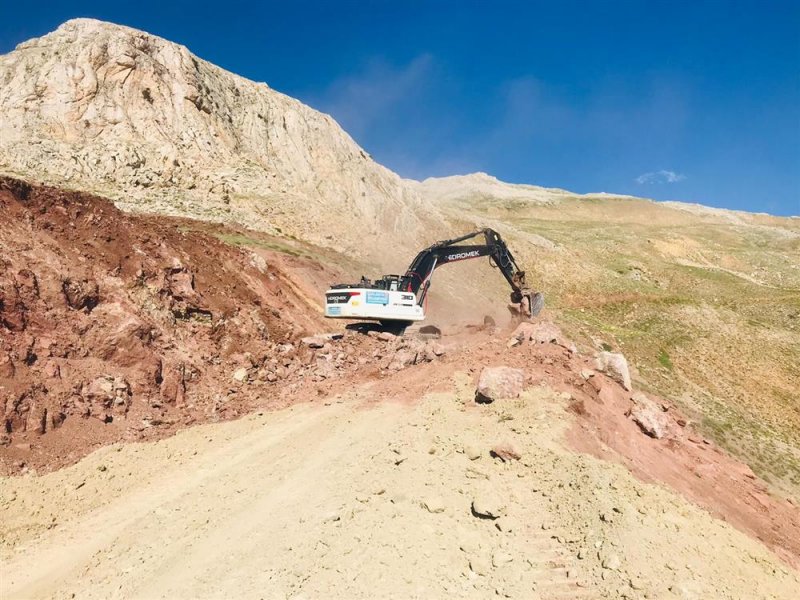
416, 176, 800, 495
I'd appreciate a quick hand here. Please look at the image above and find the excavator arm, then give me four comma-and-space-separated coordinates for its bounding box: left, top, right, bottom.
402, 229, 540, 316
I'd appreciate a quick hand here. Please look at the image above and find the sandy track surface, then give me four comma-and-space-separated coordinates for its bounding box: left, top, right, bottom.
3, 376, 798, 600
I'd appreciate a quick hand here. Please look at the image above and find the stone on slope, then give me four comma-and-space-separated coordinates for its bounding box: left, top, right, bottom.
471, 492, 506, 519
475, 366, 525, 403
463, 444, 482, 461
421, 496, 446, 514
301, 336, 326, 349
594, 351, 632, 391
509, 321, 562, 344
629, 392, 671, 439
490, 442, 522, 462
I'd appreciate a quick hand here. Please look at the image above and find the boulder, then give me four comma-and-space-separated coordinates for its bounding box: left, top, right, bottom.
510, 321, 562, 344
472, 492, 506, 519
61, 277, 100, 312
301, 336, 326, 348
388, 349, 417, 371
594, 351, 632, 391
85, 375, 115, 400
475, 366, 525, 403
629, 392, 670, 439
490, 442, 522, 462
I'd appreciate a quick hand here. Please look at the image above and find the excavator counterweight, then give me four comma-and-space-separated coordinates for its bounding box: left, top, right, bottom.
324, 228, 543, 329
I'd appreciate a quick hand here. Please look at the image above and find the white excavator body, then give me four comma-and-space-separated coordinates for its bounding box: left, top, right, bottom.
324, 285, 425, 322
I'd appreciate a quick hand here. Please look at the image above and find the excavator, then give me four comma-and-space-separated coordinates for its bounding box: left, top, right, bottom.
324, 228, 543, 332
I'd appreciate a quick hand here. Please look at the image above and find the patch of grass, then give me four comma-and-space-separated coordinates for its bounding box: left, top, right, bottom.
213, 232, 305, 258
657, 349, 673, 370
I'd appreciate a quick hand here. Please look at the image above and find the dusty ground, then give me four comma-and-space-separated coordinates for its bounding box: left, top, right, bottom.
2, 373, 798, 600
3, 324, 800, 599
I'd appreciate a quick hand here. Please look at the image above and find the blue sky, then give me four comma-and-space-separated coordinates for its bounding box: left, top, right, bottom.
2, 1, 798, 215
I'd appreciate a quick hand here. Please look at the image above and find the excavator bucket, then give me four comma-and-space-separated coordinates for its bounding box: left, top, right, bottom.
509, 291, 544, 319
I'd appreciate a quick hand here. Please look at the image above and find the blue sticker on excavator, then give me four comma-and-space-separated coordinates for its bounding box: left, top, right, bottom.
366, 291, 389, 304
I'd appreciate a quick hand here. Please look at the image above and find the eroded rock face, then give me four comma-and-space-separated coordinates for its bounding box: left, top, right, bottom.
0, 19, 434, 261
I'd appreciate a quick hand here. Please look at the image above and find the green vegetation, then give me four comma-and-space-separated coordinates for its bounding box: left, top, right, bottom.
657, 349, 673, 371
457, 193, 800, 495
213, 232, 306, 257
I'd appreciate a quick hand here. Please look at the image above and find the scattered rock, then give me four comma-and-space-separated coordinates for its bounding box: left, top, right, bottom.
490, 442, 522, 462
600, 511, 615, 523
458, 532, 482, 554
85, 375, 115, 400
232, 367, 249, 383
629, 576, 645, 590
0, 352, 15, 378
321, 510, 341, 523
594, 351, 632, 391
421, 496, 446, 514
629, 392, 670, 439
377, 331, 397, 342
492, 551, 514, 567
464, 444, 482, 461
471, 493, 505, 519
61, 277, 100, 312
469, 555, 492, 576
601, 553, 622, 570
495, 516, 519, 533
475, 366, 525, 403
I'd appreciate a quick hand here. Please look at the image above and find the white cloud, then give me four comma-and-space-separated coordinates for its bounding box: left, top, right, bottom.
635, 170, 686, 184
312, 54, 434, 139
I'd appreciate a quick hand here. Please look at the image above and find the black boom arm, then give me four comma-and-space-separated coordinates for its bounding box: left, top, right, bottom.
402, 228, 529, 305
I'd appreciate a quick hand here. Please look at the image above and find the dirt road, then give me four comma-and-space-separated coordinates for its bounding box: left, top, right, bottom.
2, 375, 798, 599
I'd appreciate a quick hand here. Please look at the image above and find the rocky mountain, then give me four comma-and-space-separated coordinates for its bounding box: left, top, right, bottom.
0, 19, 436, 262
413, 172, 571, 205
